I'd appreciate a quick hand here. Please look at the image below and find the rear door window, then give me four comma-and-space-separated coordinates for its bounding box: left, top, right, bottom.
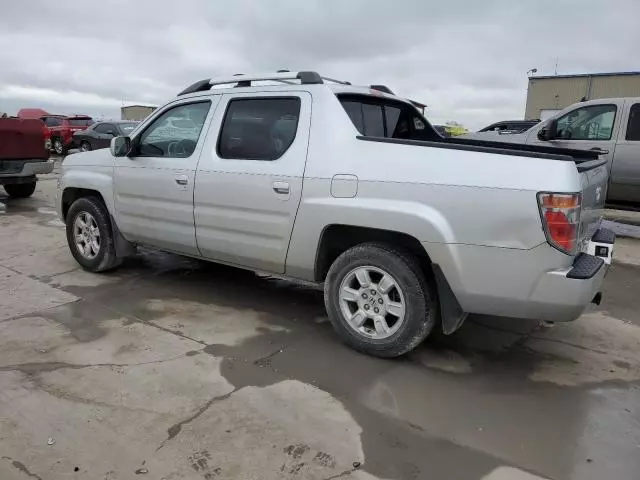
555, 104, 617, 140
217, 97, 301, 161
625, 103, 640, 141
94, 123, 114, 134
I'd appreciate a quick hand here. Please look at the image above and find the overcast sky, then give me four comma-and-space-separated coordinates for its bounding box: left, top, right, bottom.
1, 0, 638, 129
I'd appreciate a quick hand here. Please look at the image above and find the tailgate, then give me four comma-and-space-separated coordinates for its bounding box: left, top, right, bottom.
578, 160, 608, 246
0, 118, 48, 160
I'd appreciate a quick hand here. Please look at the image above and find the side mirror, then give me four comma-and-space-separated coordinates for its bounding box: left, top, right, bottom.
538, 119, 558, 141
110, 136, 131, 157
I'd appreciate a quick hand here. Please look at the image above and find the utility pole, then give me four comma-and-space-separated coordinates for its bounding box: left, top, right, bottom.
554, 58, 559, 76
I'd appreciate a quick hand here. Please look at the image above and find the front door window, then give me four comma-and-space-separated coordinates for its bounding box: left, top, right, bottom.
555, 104, 617, 141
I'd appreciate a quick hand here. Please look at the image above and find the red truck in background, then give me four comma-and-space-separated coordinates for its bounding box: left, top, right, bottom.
41, 114, 94, 155
17, 109, 94, 155
0, 117, 53, 198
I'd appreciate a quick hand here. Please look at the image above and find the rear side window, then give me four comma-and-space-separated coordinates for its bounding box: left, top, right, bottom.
362, 103, 385, 137
45, 117, 63, 127
218, 97, 301, 160
339, 95, 439, 141
68, 118, 94, 127
341, 101, 364, 134
626, 103, 640, 141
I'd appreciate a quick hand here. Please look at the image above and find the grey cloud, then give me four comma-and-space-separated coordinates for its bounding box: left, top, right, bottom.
0, 0, 638, 129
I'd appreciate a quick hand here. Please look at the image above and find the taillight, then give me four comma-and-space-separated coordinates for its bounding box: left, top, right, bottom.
538, 193, 581, 254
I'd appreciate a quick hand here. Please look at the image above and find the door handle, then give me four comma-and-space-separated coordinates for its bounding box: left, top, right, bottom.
272, 181, 290, 194
175, 175, 189, 186
590, 147, 609, 155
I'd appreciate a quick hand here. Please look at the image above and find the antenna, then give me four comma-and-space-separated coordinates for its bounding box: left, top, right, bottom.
554, 58, 558, 76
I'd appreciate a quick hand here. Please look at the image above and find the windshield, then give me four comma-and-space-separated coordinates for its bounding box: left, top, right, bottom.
118, 123, 138, 133
68, 118, 94, 127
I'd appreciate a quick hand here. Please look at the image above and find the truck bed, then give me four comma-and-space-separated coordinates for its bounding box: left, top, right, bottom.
357, 135, 600, 163
0, 118, 48, 161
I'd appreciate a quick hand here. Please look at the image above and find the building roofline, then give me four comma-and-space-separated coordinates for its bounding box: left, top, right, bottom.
121, 104, 157, 109
530, 71, 640, 80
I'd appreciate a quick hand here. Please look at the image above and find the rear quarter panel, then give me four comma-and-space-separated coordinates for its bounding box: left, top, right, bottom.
286, 94, 582, 280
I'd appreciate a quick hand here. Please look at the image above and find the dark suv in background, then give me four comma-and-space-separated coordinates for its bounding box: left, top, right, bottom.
41, 115, 94, 155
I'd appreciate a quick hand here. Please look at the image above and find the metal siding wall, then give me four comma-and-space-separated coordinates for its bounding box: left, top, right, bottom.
525, 77, 588, 119
121, 106, 156, 121
525, 74, 640, 119
590, 75, 640, 98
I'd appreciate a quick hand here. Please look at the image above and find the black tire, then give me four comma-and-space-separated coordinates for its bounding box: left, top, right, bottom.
65, 196, 122, 272
52, 137, 67, 156
80, 141, 92, 152
324, 243, 438, 358
4, 181, 36, 198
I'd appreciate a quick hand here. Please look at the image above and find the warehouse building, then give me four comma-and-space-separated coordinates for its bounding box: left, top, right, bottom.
525, 71, 640, 120
121, 104, 157, 121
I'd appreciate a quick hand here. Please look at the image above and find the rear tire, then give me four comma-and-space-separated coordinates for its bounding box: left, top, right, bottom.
324, 243, 438, 358
80, 141, 92, 152
52, 137, 67, 156
65, 197, 122, 272
4, 181, 36, 198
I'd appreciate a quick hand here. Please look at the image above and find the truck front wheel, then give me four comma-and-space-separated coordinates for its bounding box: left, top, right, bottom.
324, 243, 438, 358
65, 197, 121, 272
4, 181, 36, 198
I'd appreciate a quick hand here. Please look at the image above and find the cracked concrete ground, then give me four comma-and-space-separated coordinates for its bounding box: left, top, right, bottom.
1, 162, 640, 480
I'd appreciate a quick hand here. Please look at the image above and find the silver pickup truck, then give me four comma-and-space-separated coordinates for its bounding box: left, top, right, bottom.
57, 71, 615, 357
466, 97, 640, 205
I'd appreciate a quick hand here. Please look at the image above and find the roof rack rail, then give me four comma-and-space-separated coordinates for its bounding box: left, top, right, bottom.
177, 71, 353, 96
370, 85, 394, 94
322, 76, 351, 85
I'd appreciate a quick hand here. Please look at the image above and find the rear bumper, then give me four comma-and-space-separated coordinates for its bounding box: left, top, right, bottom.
0, 159, 54, 184
527, 252, 607, 322
425, 228, 615, 323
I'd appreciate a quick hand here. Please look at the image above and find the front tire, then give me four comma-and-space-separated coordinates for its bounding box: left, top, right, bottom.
80, 141, 92, 152
65, 197, 121, 272
325, 243, 438, 358
4, 181, 36, 198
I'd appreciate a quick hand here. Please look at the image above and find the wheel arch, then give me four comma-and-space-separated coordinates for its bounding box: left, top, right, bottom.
61, 187, 109, 221
314, 224, 467, 336
61, 184, 135, 258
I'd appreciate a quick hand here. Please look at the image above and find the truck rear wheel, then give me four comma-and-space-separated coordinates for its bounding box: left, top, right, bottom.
324, 243, 438, 358
4, 181, 36, 198
65, 197, 121, 272
52, 137, 67, 156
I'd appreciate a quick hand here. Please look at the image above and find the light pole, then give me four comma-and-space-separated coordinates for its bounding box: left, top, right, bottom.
527, 68, 538, 77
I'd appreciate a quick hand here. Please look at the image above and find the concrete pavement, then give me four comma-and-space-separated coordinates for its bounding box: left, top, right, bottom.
0, 164, 639, 480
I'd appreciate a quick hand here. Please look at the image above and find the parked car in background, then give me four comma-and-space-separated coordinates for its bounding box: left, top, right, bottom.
478, 119, 540, 134
466, 98, 640, 205
0, 117, 52, 198
73, 121, 139, 151
433, 125, 451, 137
41, 115, 94, 155
58, 70, 613, 358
